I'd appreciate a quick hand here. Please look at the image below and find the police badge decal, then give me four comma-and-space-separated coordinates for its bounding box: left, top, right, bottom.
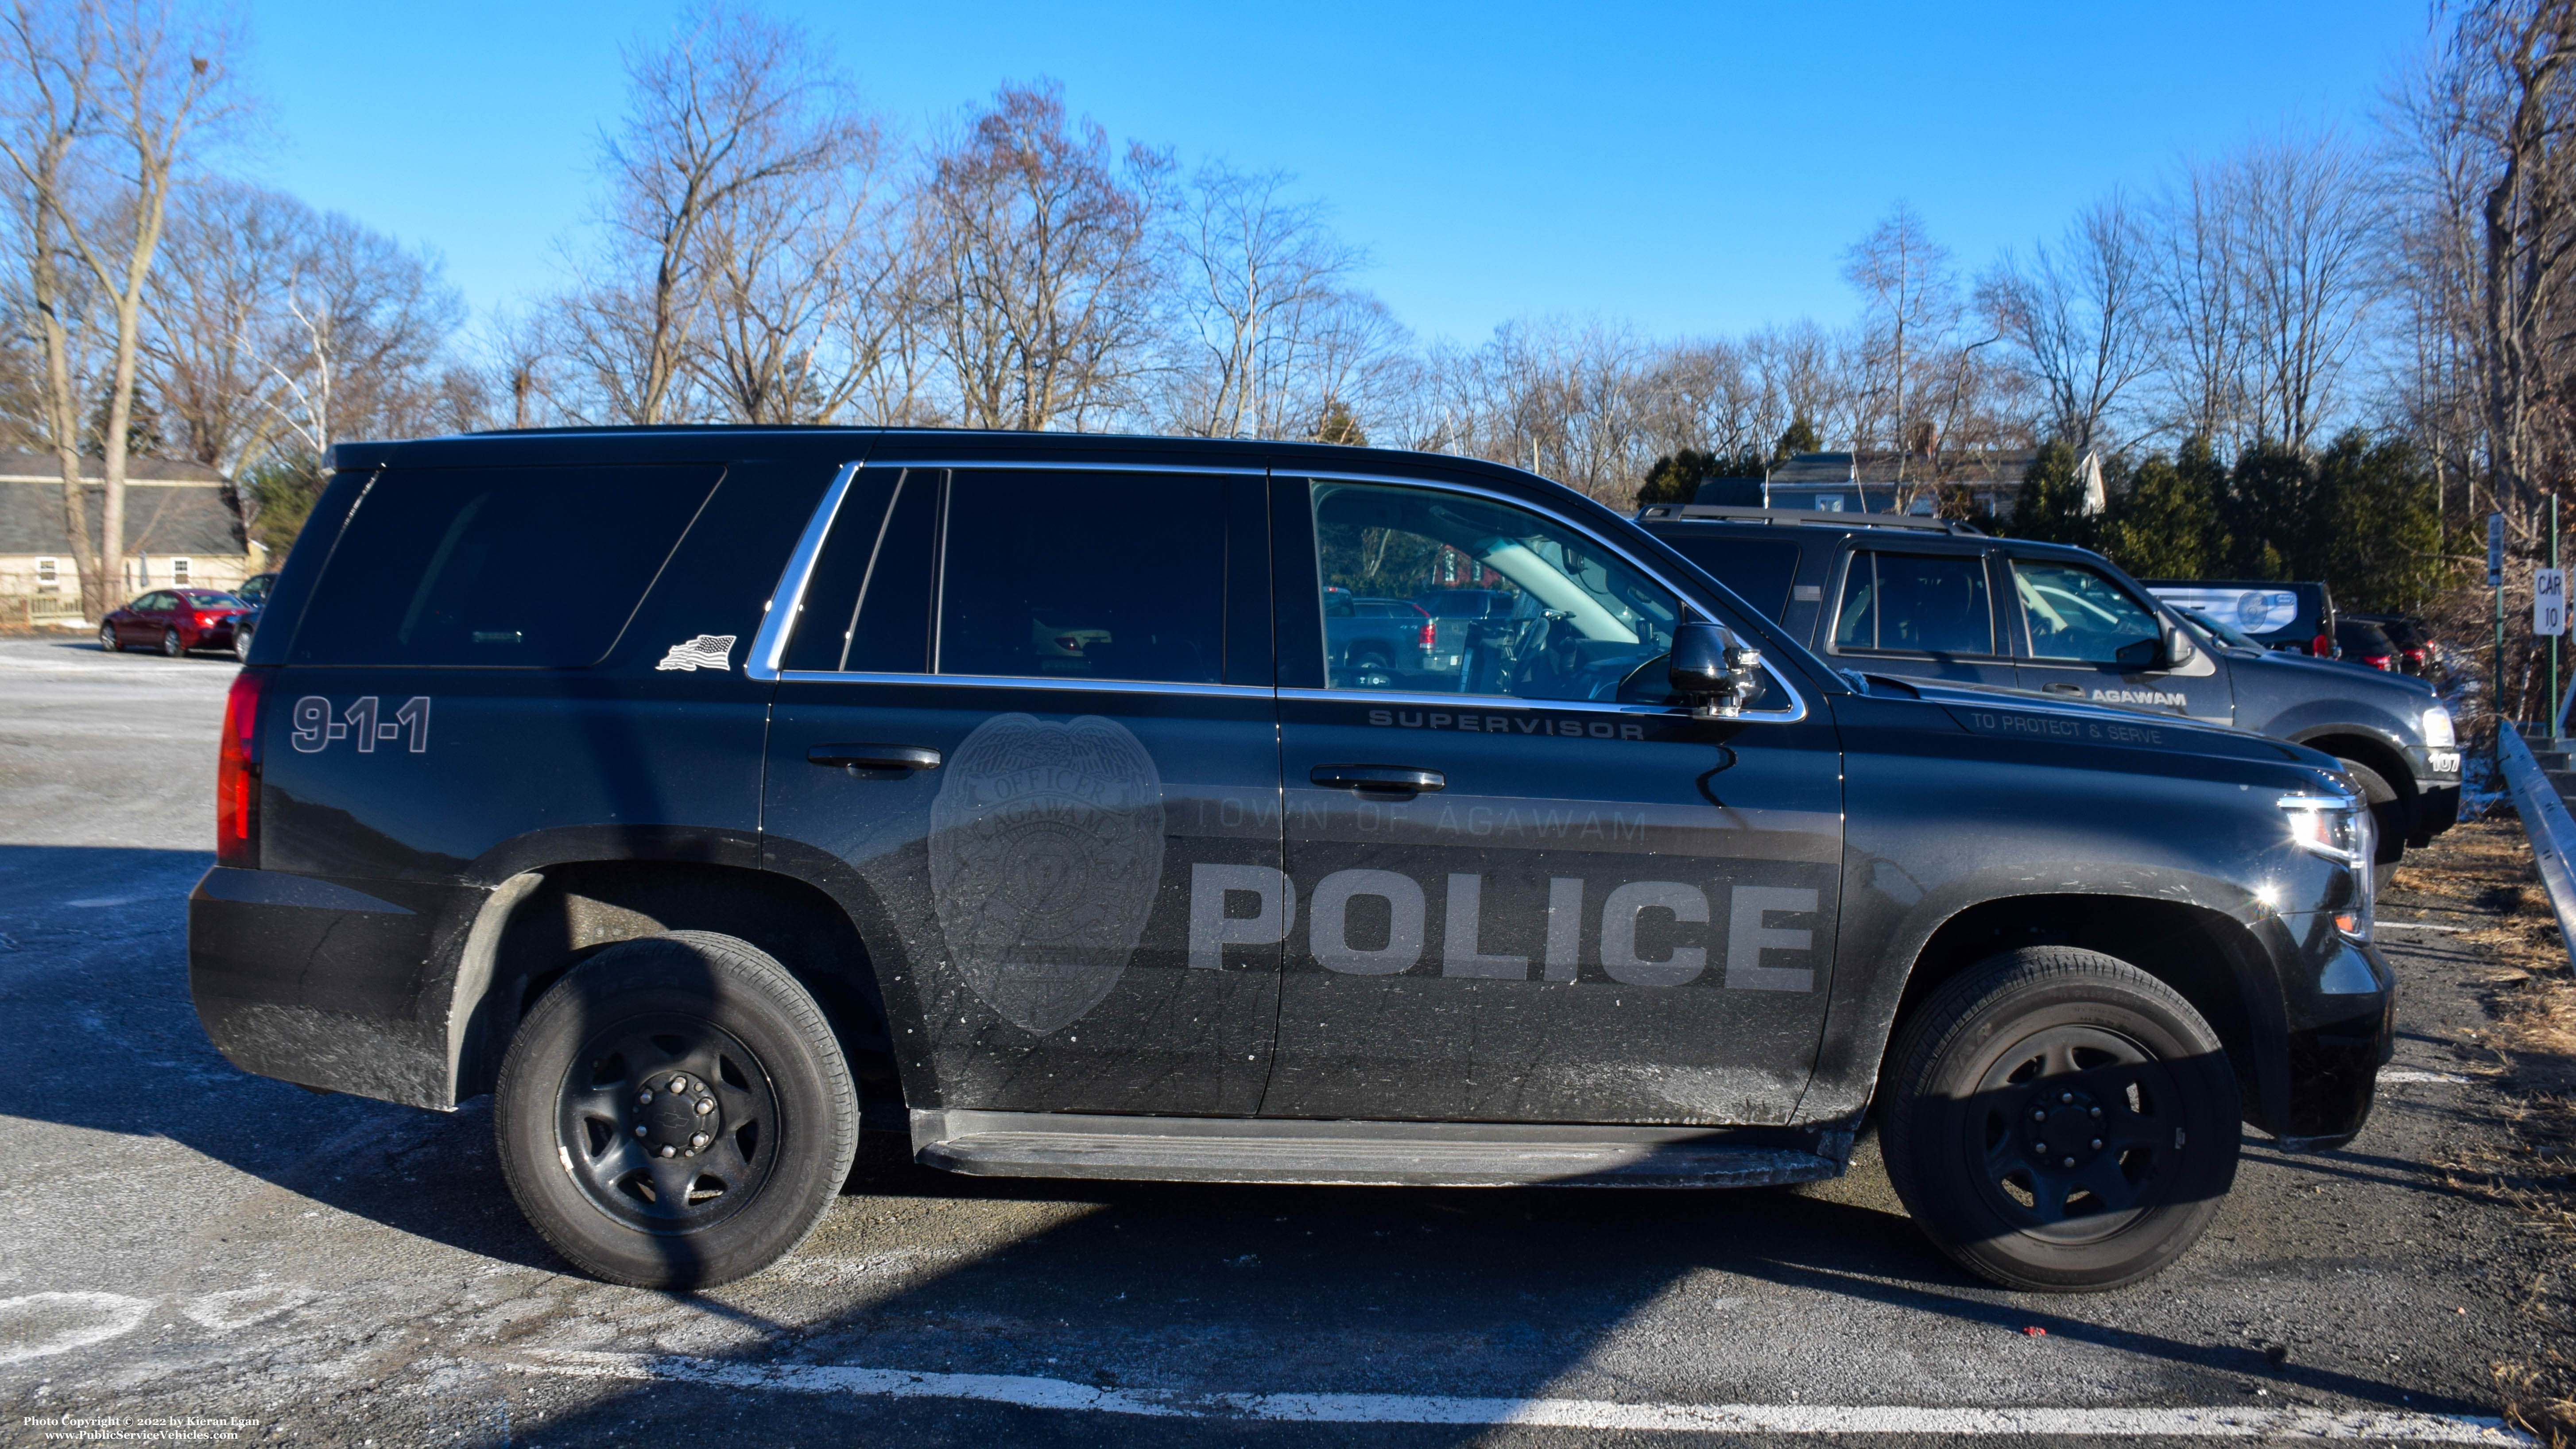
927, 713, 1166, 1034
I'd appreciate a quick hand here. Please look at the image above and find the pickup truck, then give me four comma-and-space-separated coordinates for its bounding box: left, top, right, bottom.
1635, 503, 2460, 884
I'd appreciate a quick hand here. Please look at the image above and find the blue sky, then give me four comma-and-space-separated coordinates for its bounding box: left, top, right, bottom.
237, 0, 2431, 347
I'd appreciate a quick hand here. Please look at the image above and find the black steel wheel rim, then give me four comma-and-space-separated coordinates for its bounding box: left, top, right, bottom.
554, 1013, 783, 1235
1960, 1023, 2185, 1246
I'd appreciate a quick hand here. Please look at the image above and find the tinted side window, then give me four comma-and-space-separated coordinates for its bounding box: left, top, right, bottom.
1834, 551, 1993, 655
290, 465, 721, 667
1656, 535, 1802, 622
2014, 560, 2159, 662
935, 470, 1225, 685
783, 468, 937, 674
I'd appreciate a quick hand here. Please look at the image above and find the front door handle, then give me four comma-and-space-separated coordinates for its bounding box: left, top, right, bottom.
1311, 764, 1445, 796
809, 744, 942, 771
2041, 683, 2085, 697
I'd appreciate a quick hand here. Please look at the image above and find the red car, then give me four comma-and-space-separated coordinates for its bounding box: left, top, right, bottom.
99, 588, 250, 657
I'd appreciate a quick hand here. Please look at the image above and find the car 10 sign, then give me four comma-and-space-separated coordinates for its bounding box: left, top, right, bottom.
2540, 568, 2569, 637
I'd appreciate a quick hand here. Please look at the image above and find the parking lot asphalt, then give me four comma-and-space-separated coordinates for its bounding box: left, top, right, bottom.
0, 633, 2559, 1447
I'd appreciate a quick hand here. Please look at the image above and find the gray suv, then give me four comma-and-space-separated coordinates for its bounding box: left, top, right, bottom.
1636, 504, 2461, 881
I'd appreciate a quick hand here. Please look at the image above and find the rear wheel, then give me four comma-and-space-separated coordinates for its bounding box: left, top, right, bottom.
2333, 757, 2404, 893
494, 930, 858, 1289
159, 627, 182, 658
98, 623, 119, 653
1881, 946, 2239, 1291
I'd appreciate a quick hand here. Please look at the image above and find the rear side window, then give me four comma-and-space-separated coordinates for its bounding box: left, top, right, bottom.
289, 465, 721, 667
934, 470, 1227, 685
1835, 551, 1994, 655
1656, 535, 1802, 621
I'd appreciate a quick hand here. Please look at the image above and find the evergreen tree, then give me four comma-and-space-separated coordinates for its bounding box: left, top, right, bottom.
1639, 446, 1766, 506
2312, 430, 2456, 612
2007, 438, 2097, 547
1313, 400, 1366, 446
2100, 453, 2223, 578
1773, 416, 1821, 459
2221, 440, 2320, 579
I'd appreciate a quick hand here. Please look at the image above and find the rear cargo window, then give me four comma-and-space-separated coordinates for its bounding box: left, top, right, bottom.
288, 465, 722, 667
1655, 535, 1801, 621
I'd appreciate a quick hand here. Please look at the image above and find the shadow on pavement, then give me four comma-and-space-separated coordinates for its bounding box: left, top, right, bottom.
0, 844, 2483, 1445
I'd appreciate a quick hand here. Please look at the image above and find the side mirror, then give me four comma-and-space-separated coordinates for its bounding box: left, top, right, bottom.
1669, 620, 1763, 719
2165, 625, 2195, 668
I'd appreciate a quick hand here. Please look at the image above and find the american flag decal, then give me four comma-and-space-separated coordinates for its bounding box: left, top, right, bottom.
654, 634, 737, 672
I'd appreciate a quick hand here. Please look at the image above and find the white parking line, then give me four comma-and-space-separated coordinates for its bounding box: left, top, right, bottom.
507, 1351, 2532, 1442
2380, 1069, 2474, 1085
2376, 922, 2467, 933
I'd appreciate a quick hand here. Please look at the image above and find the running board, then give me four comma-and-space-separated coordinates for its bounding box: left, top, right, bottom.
909, 1110, 1848, 1189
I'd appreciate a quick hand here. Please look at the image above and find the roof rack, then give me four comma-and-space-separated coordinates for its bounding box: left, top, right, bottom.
1634, 503, 1987, 537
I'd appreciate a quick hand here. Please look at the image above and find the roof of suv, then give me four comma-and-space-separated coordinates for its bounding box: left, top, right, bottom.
1635, 503, 1989, 536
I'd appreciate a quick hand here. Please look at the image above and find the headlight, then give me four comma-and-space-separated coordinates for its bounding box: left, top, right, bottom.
2280, 792, 2375, 939
2421, 704, 2456, 749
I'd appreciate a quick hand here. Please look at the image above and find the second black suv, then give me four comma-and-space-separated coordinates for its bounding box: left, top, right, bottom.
1635, 504, 2460, 879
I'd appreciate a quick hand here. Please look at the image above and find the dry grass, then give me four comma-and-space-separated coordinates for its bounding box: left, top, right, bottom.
2394, 816, 2576, 1442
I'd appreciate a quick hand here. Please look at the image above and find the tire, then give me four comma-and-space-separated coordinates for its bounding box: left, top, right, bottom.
98, 623, 119, 653
2333, 758, 2404, 893
232, 624, 253, 663
494, 930, 859, 1289
1881, 946, 2240, 1292
159, 627, 182, 658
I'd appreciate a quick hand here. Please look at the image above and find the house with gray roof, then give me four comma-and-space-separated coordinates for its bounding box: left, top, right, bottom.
0, 451, 256, 620
1705, 449, 2038, 517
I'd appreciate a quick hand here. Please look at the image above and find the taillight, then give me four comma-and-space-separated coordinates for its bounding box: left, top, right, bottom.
217, 669, 266, 869
2365, 654, 2393, 670
2312, 632, 2332, 657
1419, 617, 1437, 650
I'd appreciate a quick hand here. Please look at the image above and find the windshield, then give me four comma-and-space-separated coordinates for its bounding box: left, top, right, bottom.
2175, 606, 2260, 651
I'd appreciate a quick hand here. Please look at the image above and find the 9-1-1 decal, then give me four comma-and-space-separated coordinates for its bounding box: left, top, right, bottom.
290, 695, 430, 754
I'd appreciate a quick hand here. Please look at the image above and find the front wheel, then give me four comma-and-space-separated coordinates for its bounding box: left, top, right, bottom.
494, 931, 859, 1289
1881, 946, 2240, 1291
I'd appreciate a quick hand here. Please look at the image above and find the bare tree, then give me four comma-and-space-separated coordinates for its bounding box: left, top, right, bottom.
1162, 163, 1370, 438
1981, 192, 2154, 451
0, 0, 236, 615
2144, 158, 2253, 446
916, 81, 1169, 430
145, 180, 304, 476
560, 4, 858, 426
1843, 204, 1961, 469
2235, 132, 2384, 449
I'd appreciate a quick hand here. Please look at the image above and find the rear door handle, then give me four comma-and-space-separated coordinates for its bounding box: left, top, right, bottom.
808, 744, 942, 771
2041, 683, 2085, 697
1310, 764, 1445, 795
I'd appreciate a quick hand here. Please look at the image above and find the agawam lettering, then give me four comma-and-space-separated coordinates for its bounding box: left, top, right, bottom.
1188, 864, 1817, 991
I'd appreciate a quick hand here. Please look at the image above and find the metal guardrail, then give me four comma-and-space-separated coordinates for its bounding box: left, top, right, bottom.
2495, 722, 2576, 968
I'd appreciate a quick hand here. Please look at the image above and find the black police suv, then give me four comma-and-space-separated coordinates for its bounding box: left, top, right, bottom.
191, 430, 2393, 1294
1634, 504, 2460, 886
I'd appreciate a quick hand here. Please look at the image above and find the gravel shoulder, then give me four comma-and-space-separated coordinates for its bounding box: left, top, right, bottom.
0, 636, 2566, 1447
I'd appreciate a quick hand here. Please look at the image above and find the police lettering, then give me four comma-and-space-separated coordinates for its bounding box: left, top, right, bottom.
1187, 864, 1816, 991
